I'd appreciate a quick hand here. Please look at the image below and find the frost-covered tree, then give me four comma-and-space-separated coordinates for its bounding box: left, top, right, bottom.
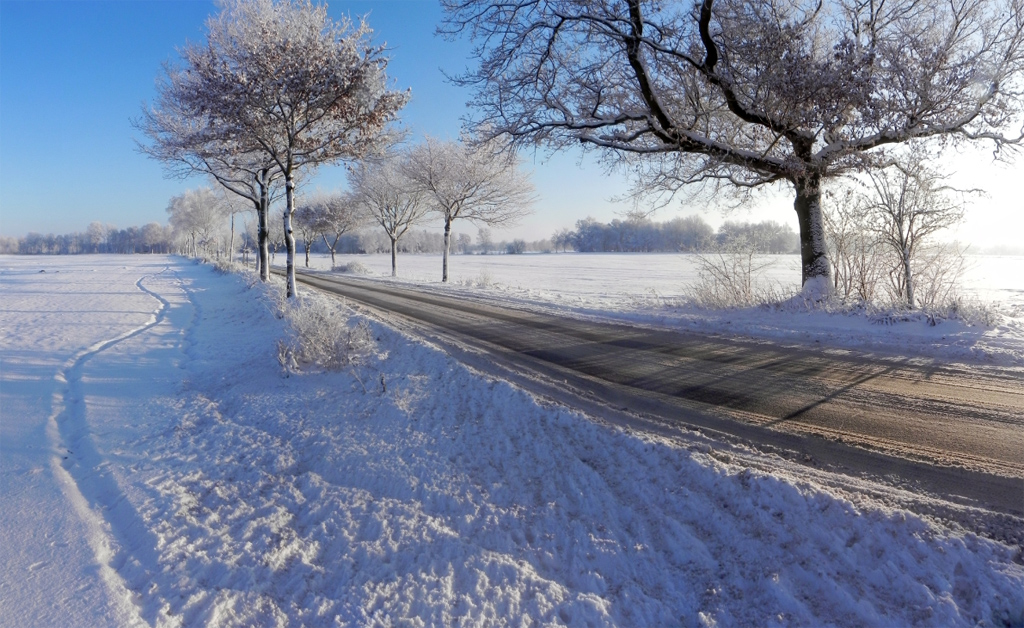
861, 161, 970, 308
717, 220, 798, 254
663, 215, 714, 252
216, 189, 253, 262
477, 227, 493, 254
267, 207, 287, 263
293, 192, 362, 268
350, 154, 430, 276
138, 71, 283, 279
443, 0, 1024, 298
315, 194, 363, 269
551, 228, 573, 252
167, 187, 225, 257
404, 136, 535, 281
137, 135, 281, 278
293, 203, 323, 268
86, 222, 114, 254
143, 0, 407, 297
141, 222, 172, 254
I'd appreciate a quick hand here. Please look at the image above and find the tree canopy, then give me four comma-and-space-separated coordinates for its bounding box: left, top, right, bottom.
350, 152, 431, 276
141, 0, 408, 296
403, 136, 535, 281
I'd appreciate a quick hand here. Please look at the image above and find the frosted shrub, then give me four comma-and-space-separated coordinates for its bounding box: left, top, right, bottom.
505, 239, 527, 254
689, 241, 788, 308
458, 269, 493, 288
211, 258, 247, 275
896, 242, 967, 310
277, 294, 376, 373
473, 269, 493, 287
947, 298, 1003, 327
335, 261, 370, 275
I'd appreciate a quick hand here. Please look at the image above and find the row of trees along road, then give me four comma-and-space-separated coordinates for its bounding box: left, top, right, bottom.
139, 0, 408, 298
294, 137, 535, 280
442, 0, 1024, 299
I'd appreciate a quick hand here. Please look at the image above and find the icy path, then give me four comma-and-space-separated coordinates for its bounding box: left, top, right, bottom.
1, 255, 1023, 627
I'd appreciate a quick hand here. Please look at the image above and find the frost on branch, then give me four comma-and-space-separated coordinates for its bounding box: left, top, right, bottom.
276, 293, 378, 374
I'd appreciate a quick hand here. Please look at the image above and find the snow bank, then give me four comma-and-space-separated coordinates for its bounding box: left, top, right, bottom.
2, 255, 1022, 627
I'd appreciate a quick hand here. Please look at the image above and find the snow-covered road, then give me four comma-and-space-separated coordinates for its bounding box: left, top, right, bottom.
2, 255, 1022, 627
292, 251, 1024, 366
287, 270, 1024, 489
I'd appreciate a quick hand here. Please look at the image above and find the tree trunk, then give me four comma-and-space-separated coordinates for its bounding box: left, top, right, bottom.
258, 173, 270, 282
229, 212, 235, 263
903, 247, 915, 309
793, 175, 832, 299
322, 233, 337, 269
304, 239, 311, 268
442, 215, 452, 283
284, 175, 297, 298
390, 236, 398, 277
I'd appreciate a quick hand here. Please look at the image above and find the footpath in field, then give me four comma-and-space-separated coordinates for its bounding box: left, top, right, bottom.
1, 255, 1022, 627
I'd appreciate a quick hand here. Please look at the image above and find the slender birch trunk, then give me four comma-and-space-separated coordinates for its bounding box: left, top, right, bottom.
390, 236, 398, 277
284, 175, 298, 298
258, 171, 271, 282
442, 215, 452, 283
229, 213, 235, 263
322, 234, 337, 269
903, 248, 915, 309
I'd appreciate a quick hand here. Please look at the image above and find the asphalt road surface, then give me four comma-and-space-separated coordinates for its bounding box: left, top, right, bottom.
284, 270, 1024, 516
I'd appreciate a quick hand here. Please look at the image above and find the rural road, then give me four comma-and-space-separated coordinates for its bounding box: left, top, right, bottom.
285, 270, 1024, 517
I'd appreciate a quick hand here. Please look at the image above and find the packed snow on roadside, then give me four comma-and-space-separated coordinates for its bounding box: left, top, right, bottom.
296, 252, 1024, 366
2, 255, 1022, 627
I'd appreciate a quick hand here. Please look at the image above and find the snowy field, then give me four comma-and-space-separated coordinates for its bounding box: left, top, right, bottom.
292, 252, 1024, 366
2, 254, 1023, 627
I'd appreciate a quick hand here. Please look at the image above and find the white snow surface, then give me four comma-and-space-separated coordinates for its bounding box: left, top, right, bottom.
307, 252, 1024, 366
1, 255, 1022, 627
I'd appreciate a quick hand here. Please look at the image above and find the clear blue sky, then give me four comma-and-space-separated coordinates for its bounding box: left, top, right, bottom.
1, 0, 1021, 247
0, 0, 637, 242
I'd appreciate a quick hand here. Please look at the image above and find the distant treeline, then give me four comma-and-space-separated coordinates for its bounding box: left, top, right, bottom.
1, 216, 800, 257
551, 216, 799, 254
1, 221, 483, 258
1, 222, 175, 255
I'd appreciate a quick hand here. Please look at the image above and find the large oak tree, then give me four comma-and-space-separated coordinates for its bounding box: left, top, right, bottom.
442, 0, 1024, 297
